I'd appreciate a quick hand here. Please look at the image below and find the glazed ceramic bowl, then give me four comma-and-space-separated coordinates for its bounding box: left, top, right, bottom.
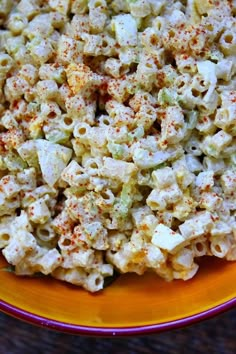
0, 253, 235, 336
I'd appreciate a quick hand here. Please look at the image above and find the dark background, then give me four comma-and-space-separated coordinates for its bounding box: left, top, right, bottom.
0, 309, 235, 354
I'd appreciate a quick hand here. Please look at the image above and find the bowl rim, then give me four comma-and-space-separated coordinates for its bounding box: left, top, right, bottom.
0, 297, 235, 336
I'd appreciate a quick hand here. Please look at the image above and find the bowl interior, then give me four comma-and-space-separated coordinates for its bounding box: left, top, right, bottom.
0, 254, 235, 334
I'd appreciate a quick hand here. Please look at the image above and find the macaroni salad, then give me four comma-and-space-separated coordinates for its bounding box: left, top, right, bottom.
0, 0, 235, 292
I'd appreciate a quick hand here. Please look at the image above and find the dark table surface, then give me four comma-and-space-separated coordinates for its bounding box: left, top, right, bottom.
0, 309, 235, 354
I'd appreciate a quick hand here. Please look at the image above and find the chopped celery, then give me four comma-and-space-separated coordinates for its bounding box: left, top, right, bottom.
185, 110, 198, 130
158, 88, 178, 105
45, 129, 70, 144
107, 141, 128, 159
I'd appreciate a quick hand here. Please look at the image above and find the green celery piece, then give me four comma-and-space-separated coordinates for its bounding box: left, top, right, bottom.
158, 88, 178, 105
186, 110, 198, 130
45, 129, 70, 144
107, 142, 126, 159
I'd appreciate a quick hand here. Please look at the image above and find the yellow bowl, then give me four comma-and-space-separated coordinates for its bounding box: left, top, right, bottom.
0, 254, 235, 336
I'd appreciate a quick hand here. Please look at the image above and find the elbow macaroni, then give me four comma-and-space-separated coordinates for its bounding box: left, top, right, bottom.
0, 0, 235, 292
